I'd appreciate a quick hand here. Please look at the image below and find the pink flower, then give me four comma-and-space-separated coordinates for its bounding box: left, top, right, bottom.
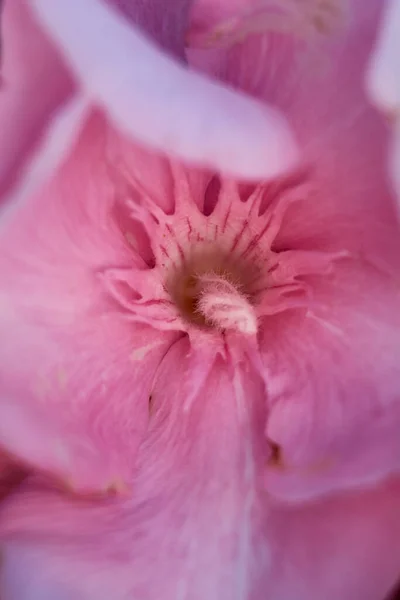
1, 1, 400, 599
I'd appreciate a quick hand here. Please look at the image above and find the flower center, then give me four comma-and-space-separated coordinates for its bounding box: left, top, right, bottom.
169, 252, 258, 334
195, 273, 257, 334
104, 164, 340, 349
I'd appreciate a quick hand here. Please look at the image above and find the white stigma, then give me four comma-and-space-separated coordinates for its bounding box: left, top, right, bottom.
196, 273, 257, 335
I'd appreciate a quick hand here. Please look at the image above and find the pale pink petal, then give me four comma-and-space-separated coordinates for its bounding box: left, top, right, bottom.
260, 260, 400, 500
0, 337, 271, 600
0, 0, 74, 203
264, 477, 400, 600
366, 0, 400, 116
366, 0, 400, 200
0, 111, 177, 493
28, 0, 298, 180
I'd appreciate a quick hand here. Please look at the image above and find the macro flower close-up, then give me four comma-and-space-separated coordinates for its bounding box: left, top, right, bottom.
1, 1, 400, 599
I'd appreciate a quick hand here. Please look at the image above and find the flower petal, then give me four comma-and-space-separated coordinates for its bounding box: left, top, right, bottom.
0, 337, 271, 600
366, 0, 400, 201
366, 0, 400, 117
0, 111, 175, 493
264, 477, 400, 600
0, 0, 74, 204
1, 443, 400, 599
29, 0, 298, 179
261, 259, 400, 500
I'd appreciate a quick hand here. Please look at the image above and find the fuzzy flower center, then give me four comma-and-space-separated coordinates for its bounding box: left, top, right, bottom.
171, 260, 258, 334
195, 273, 257, 334
104, 164, 341, 351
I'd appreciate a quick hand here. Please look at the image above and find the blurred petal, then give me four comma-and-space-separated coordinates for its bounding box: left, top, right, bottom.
29, 0, 298, 179
366, 0, 400, 200
366, 0, 400, 115
0, 0, 73, 203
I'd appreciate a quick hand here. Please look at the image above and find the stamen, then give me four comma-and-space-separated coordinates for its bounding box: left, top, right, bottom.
195, 273, 258, 335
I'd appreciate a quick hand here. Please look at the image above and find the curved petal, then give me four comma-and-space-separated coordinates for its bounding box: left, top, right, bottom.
366, 0, 400, 201
0, 0, 73, 203
28, 0, 298, 180
260, 259, 400, 501
366, 0, 400, 116
0, 337, 272, 600
0, 111, 175, 493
